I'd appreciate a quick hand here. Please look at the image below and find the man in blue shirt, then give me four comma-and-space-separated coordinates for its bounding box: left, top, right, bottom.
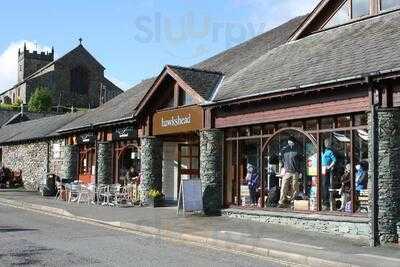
322, 139, 336, 210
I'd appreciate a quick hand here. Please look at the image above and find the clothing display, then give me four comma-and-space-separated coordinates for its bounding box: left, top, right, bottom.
321, 146, 336, 208
278, 141, 301, 206
245, 164, 260, 205
355, 164, 368, 192
339, 165, 351, 211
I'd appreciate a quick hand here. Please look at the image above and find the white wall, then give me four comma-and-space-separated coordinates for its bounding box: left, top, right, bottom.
162, 142, 178, 201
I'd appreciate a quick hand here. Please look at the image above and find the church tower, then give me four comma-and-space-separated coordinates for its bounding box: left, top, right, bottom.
17, 43, 54, 82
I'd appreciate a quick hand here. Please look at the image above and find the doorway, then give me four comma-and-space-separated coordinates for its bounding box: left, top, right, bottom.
178, 144, 200, 189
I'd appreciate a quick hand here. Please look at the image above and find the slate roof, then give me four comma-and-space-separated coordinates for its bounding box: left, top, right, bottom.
58, 78, 155, 132
193, 16, 306, 78
214, 10, 400, 101
0, 112, 85, 145
0, 110, 56, 127
167, 65, 224, 100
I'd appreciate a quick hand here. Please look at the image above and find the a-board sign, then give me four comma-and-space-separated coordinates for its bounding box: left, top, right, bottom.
177, 179, 203, 215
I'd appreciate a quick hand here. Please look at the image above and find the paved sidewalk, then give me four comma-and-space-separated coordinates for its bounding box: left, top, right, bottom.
1, 189, 399, 267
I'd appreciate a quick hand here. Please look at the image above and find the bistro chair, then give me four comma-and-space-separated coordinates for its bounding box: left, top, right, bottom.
78, 184, 96, 204
98, 185, 112, 206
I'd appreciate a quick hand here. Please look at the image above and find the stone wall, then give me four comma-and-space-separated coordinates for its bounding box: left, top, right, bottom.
369, 107, 400, 244
2, 142, 49, 191
59, 144, 78, 181
200, 129, 224, 215
97, 142, 112, 185
139, 137, 163, 204
222, 209, 369, 240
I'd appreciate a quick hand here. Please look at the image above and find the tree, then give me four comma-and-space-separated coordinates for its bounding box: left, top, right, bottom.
28, 87, 52, 112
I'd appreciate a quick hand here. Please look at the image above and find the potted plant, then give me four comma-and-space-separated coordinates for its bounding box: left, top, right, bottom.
148, 189, 164, 207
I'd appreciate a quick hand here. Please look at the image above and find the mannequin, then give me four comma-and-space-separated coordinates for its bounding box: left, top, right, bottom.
321, 139, 336, 211
245, 164, 260, 207
278, 137, 300, 208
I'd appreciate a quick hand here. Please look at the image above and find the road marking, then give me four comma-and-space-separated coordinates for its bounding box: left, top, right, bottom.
356, 253, 400, 262
0, 201, 306, 267
262, 238, 325, 250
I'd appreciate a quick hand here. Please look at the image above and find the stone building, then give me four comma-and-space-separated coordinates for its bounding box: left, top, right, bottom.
0, 43, 123, 109
1, 0, 400, 246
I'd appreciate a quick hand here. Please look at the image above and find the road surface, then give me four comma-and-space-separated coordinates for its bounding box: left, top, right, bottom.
0, 204, 286, 267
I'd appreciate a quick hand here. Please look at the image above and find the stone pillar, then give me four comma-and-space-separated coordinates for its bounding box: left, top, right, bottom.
61, 145, 78, 181
369, 108, 400, 244
97, 142, 112, 185
139, 137, 163, 204
200, 129, 224, 215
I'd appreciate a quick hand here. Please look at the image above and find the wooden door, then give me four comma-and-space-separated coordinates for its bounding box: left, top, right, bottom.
178, 144, 200, 193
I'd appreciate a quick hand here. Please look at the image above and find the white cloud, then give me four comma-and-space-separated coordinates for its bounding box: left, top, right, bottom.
0, 40, 52, 93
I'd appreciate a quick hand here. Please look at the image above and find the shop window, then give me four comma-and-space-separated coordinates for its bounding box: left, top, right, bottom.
321, 117, 335, 129
320, 131, 351, 211
337, 116, 351, 128
264, 130, 317, 210
236, 139, 261, 207
305, 119, 318, 131
252, 126, 262, 136
277, 122, 289, 129
352, 0, 370, 18
291, 121, 304, 129
354, 130, 369, 213
380, 0, 400, 11
263, 124, 275, 135
239, 127, 251, 137
354, 113, 368, 126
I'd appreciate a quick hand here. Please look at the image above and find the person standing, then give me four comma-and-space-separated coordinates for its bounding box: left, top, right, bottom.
278, 137, 301, 208
321, 139, 336, 211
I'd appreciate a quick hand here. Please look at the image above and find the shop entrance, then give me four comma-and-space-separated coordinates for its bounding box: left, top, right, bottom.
161, 135, 200, 203
78, 145, 96, 184
178, 144, 200, 189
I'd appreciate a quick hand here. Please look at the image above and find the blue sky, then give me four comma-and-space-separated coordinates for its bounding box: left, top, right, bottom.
0, 0, 319, 92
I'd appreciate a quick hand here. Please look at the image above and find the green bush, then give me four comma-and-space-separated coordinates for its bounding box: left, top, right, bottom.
0, 103, 19, 111
28, 87, 52, 112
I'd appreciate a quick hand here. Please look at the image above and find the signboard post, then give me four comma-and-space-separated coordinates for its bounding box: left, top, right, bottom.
177, 179, 203, 216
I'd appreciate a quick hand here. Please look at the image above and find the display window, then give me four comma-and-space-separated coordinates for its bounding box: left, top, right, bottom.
225, 113, 369, 216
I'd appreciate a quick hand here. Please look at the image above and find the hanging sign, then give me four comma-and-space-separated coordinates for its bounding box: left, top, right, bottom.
153, 106, 204, 135
113, 126, 136, 140
177, 179, 203, 215
77, 133, 95, 144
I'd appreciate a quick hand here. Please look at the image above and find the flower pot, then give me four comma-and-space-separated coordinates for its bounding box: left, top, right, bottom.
148, 196, 164, 207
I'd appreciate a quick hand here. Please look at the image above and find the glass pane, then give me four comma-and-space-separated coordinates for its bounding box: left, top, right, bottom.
264, 130, 317, 211
181, 146, 189, 156
305, 119, 317, 131
324, 0, 351, 29
337, 116, 351, 128
291, 121, 303, 128
191, 158, 199, 170
354, 113, 368, 126
252, 126, 262, 136
321, 117, 335, 129
191, 146, 199, 156
354, 129, 369, 213
263, 124, 275, 135
321, 131, 351, 211
181, 158, 190, 170
381, 0, 400, 10
239, 127, 251, 137
352, 0, 370, 18
239, 139, 261, 207
277, 122, 289, 129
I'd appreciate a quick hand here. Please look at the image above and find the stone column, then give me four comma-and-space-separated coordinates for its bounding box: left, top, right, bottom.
369, 108, 400, 244
200, 129, 224, 215
97, 142, 112, 185
139, 137, 163, 204
61, 145, 78, 181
